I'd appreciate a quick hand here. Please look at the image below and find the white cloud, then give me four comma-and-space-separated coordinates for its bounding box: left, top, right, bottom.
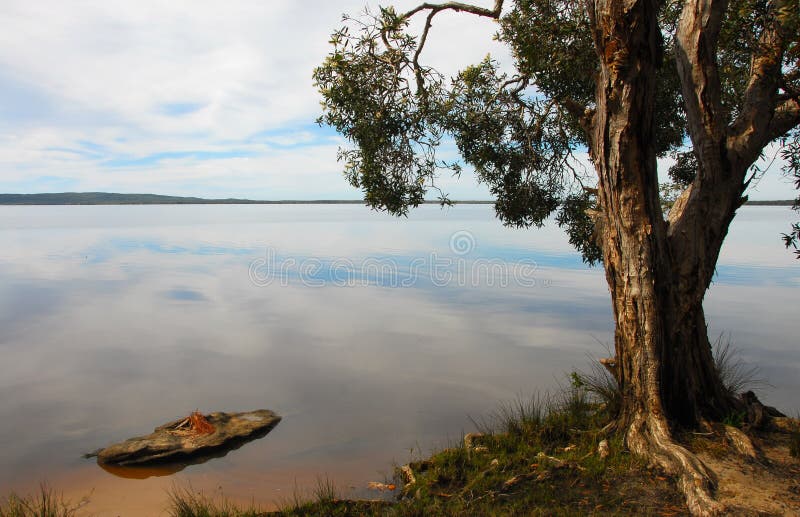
0, 1, 794, 199
0, 0, 512, 197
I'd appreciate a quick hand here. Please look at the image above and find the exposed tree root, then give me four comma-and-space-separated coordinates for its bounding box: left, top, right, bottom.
724, 425, 760, 460
627, 415, 725, 516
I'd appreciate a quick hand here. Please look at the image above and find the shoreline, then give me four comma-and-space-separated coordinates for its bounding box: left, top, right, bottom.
0, 192, 793, 206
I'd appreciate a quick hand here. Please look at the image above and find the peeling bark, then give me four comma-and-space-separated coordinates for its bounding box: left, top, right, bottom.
587, 0, 733, 513
671, 0, 798, 309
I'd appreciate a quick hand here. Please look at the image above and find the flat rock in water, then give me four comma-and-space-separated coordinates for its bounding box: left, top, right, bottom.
95, 409, 281, 466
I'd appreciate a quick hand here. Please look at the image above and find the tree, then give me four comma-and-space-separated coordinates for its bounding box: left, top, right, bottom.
314, 0, 800, 514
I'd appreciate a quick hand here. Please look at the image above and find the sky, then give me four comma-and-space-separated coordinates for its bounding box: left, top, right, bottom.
0, 0, 794, 200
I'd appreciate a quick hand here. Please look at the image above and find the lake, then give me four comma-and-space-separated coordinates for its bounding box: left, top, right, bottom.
0, 204, 798, 515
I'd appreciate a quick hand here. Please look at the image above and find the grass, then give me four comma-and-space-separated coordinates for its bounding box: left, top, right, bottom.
167, 477, 390, 517
713, 334, 767, 397
167, 485, 264, 517
166, 384, 684, 516
372, 386, 684, 516
265, 476, 393, 517
0, 485, 87, 517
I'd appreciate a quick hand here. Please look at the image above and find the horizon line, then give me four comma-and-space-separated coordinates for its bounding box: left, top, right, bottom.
0, 192, 793, 206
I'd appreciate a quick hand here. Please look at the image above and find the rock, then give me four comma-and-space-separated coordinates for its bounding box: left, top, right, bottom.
367, 482, 396, 491
724, 425, 759, 460
93, 409, 281, 466
535, 451, 564, 466
598, 439, 610, 458
463, 432, 485, 449
398, 464, 417, 490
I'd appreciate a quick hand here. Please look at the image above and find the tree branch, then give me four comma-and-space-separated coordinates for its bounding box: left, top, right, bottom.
767, 98, 800, 141
401, 1, 504, 21
669, 0, 747, 302
726, 0, 793, 168
782, 69, 800, 100
558, 97, 595, 137
399, 1, 504, 92
413, 11, 437, 92
675, 0, 728, 174
485, 75, 528, 109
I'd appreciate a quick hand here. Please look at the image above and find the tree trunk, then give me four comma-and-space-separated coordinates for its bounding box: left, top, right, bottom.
587, 0, 732, 514
662, 304, 733, 425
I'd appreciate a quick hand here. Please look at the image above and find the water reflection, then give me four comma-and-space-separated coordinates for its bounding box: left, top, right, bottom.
0, 204, 797, 515
99, 463, 183, 480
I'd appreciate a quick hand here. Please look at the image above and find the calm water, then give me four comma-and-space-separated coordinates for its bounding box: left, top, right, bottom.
0, 204, 798, 515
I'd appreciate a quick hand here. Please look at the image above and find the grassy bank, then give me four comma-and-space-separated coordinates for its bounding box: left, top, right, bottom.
163, 372, 687, 516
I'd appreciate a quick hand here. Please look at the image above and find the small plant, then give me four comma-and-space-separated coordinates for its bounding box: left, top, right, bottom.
488, 394, 545, 437
571, 357, 622, 418
722, 410, 747, 429
273, 476, 346, 516
0, 485, 85, 517
167, 485, 260, 517
713, 334, 766, 397
311, 476, 338, 505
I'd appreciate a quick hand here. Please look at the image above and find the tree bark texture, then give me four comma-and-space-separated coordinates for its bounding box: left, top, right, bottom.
586, 0, 732, 513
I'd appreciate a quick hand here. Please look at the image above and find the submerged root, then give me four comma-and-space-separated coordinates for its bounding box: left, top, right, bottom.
627, 415, 725, 517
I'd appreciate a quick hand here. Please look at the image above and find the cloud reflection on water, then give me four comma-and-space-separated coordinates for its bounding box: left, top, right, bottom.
0, 204, 797, 511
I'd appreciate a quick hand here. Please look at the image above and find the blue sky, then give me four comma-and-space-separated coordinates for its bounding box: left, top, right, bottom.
0, 1, 794, 200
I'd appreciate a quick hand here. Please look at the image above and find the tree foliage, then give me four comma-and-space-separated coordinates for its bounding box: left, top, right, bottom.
783, 130, 800, 257
314, 1, 800, 263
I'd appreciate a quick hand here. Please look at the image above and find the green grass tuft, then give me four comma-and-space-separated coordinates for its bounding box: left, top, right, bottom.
167, 485, 263, 517
713, 334, 767, 397
0, 484, 86, 517
266, 386, 684, 516
271, 476, 387, 516
374, 386, 681, 516
571, 358, 621, 418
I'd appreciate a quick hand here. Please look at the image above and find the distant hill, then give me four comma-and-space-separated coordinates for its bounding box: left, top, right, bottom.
744, 199, 795, 206
0, 192, 497, 205
0, 192, 363, 205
